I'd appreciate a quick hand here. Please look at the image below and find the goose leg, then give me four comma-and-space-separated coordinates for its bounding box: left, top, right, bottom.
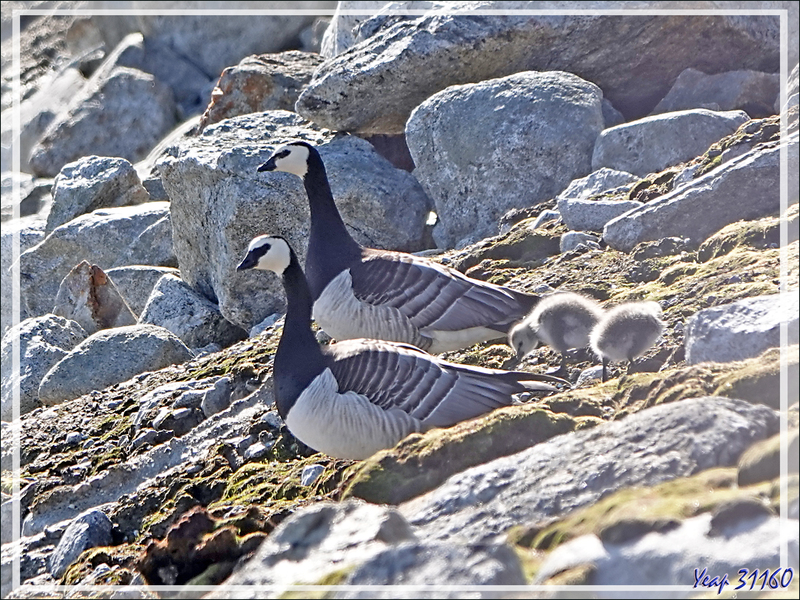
601, 357, 608, 383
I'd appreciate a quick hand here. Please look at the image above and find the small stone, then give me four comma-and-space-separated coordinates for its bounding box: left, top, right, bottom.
261, 412, 283, 430
576, 365, 604, 387
49, 509, 113, 578
560, 231, 600, 253
532, 210, 562, 230
200, 377, 232, 418
65, 432, 84, 446
301, 464, 325, 486
533, 284, 556, 295
708, 498, 774, 537
316, 330, 333, 344
152, 408, 172, 430
131, 429, 157, 450
82, 439, 95, 450
244, 441, 272, 461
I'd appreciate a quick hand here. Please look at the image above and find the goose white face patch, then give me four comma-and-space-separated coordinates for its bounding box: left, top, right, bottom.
245, 235, 291, 275
272, 144, 310, 178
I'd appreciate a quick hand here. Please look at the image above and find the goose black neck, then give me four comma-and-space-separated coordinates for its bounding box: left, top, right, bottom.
303, 147, 363, 298
304, 150, 353, 244
274, 246, 328, 420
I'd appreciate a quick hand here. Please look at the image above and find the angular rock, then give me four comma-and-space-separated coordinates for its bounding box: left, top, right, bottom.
1, 218, 45, 336
18, 202, 173, 320
46, 155, 149, 234
298, 9, 779, 134
686, 293, 800, 365
139, 274, 247, 350
400, 397, 778, 543
49, 509, 112, 579
159, 111, 431, 330
558, 198, 642, 233
603, 135, 797, 252
556, 168, 638, 203
29, 67, 177, 178
0, 314, 87, 421
210, 501, 417, 594
52, 261, 137, 335
200, 377, 232, 419
591, 109, 749, 177
652, 68, 781, 119
406, 71, 604, 248
197, 51, 324, 133
105, 265, 181, 317
136, 13, 317, 81
38, 324, 192, 406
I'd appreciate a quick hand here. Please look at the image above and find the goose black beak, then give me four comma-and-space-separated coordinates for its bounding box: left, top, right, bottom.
257, 157, 277, 172
237, 254, 257, 271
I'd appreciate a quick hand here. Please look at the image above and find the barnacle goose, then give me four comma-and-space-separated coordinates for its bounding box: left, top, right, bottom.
590, 301, 665, 382
237, 235, 568, 460
256, 141, 540, 354
508, 292, 604, 375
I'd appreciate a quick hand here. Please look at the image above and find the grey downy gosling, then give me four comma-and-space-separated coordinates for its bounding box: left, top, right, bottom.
237, 235, 569, 461
508, 291, 604, 376
257, 141, 541, 354
590, 301, 665, 382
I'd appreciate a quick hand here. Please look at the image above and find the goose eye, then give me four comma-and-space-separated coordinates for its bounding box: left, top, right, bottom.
276, 149, 290, 159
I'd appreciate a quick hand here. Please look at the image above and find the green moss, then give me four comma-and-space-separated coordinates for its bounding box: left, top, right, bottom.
713, 345, 799, 410
278, 566, 354, 599
521, 468, 748, 552
344, 406, 579, 505
698, 214, 783, 262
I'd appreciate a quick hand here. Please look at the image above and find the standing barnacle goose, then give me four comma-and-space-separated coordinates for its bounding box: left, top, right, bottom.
508, 292, 604, 376
237, 235, 568, 460
256, 141, 540, 354
590, 301, 665, 382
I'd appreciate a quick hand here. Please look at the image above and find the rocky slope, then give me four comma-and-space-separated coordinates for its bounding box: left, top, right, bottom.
2, 2, 798, 598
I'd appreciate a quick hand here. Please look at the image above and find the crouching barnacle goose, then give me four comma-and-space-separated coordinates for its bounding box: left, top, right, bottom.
237, 235, 568, 460
590, 301, 665, 382
508, 292, 604, 376
256, 141, 541, 354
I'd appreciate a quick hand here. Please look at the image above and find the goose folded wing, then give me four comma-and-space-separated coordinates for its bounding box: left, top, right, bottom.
349, 252, 537, 333
326, 340, 557, 429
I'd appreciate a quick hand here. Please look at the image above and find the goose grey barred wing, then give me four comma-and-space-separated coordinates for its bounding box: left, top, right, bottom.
350, 252, 538, 333
326, 340, 562, 429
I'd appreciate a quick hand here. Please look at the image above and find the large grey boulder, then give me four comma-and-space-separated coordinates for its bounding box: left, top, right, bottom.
18, 202, 174, 320
651, 68, 781, 118
52, 261, 137, 335
159, 111, 431, 331
319, 0, 395, 57
400, 397, 778, 543
97, 32, 213, 120
591, 109, 749, 177
197, 51, 325, 133
298, 7, 779, 134
136, 12, 318, 81
1, 218, 45, 336
603, 134, 797, 252
28, 67, 177, 178
208, 500, 518, 597
406, 71, 604, 248
686, 294, 800, 365
139, 274, 247, 350
48, 509, 112, 579
0, 314, 87, 421
38, 324, 192, 406
105, 265, 180, 316
46, 156, 149, 234
0, 66, 85, 174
